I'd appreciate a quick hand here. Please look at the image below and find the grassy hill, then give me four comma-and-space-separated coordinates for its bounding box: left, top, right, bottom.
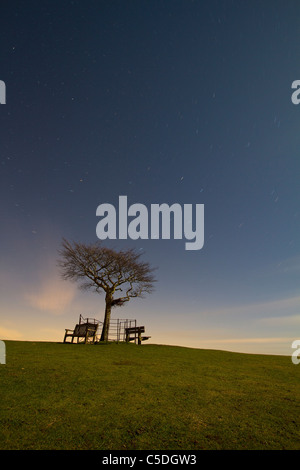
0, 340, 299, 450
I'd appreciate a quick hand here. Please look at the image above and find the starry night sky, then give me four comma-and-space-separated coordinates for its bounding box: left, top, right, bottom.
1, 0, 300, 354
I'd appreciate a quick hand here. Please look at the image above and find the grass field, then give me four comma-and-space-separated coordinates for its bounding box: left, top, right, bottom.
0, 340, 299, 450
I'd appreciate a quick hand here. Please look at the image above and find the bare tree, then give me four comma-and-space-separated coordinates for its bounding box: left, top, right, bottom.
57, 239, 157, 341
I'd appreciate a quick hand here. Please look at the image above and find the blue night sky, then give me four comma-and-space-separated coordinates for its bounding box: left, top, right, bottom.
0, 0, 299, 354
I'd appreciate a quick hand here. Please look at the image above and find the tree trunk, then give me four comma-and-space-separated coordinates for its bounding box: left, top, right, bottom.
100, 293, 112, 341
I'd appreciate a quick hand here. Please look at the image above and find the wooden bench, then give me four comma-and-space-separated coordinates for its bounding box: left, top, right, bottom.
64, 322, 98, 344
125, 326, 151, 345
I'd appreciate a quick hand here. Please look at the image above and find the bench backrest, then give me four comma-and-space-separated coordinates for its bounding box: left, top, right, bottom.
73, 323, 98, 337
125, 326, 145, 334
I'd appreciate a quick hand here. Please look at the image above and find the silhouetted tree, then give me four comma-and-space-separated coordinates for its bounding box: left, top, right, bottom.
57, 239, 156, 341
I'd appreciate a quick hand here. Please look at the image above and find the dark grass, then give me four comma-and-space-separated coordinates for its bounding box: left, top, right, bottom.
0, 340, 299, 450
